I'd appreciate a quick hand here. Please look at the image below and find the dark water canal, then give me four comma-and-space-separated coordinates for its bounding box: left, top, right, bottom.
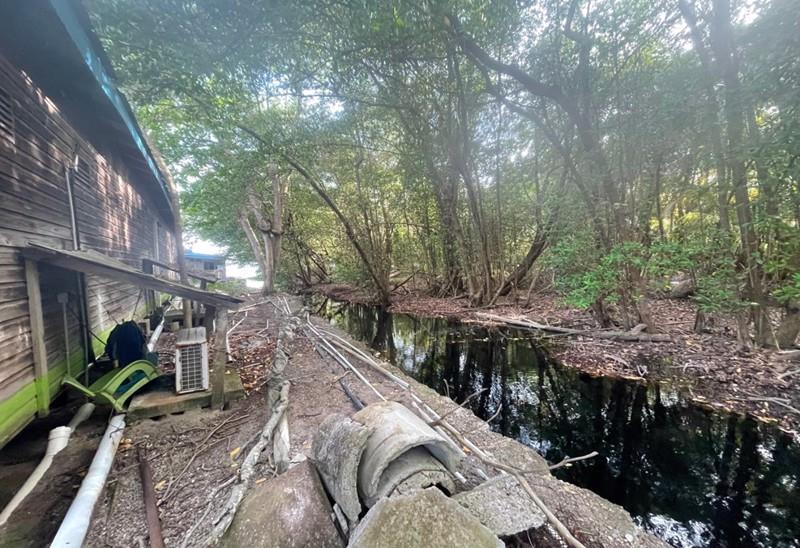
314, 298, 800, 548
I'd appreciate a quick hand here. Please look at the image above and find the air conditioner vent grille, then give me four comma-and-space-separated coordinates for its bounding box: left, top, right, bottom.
175, 327, 209, 394
179, 344, 205, 391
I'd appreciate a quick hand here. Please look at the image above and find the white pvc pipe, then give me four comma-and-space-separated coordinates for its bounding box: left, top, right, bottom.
51, 414, 126, 547
226, 313, 247, 360
0, 403, 95, 526
148, 303, 172, 352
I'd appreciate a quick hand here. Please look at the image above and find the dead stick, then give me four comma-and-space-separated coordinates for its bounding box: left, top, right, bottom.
340, 378, 365, 410
428, 388, 488, 427
161, 413, 247, 502
204, 381, 290, 545
179, 476, 236, 548
739, 396, 800, 416
322, 334, 410, 388
437, 421, 587, 548
549, 451, 599, 471
137, 447, 165, 548
777, 368, 800, 381
463, 405, 503, 435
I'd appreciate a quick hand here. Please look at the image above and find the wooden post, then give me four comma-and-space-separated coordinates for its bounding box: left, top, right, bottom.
211, 307, 227, 409
24, 260, 50, 417
203, 305, 216, 341
183, 299, 193, 328
195, 280, 208, 318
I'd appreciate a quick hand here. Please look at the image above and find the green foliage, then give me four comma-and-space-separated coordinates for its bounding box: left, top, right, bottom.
693, 262, 745, 314
774, 273, 800, 305
88, 0, 800, 324
209, 279, 249, 296
547, 236, 722, 312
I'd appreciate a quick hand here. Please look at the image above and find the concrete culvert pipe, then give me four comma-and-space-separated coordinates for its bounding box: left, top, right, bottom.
0, 402, 95, 527
352, 401, 461, 507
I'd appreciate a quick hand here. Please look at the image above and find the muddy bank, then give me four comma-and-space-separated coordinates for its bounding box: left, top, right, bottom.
311, 284, 800, 438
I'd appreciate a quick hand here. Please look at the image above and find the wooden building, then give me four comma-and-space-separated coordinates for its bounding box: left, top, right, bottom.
0, 2, 181, 446
185, 250, 227, 281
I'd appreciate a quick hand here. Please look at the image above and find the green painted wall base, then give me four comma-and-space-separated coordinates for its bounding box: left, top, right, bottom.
0, 321, 121, 448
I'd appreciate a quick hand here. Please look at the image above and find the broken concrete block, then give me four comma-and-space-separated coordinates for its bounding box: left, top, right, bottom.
353, 401, 460, 505
454, 474, 545, 537
368, 446, 456, 506
312, 413, 373, 524
348, 488, 504, 548
223, 460, 344, 548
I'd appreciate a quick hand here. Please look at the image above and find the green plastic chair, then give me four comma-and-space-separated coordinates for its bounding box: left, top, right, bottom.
62, 359, 159, 412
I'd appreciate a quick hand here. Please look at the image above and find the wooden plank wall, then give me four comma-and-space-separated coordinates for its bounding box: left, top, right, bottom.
0, 52, 177, 445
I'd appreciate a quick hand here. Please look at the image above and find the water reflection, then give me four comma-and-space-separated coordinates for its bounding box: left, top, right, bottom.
316, 299, 800, 548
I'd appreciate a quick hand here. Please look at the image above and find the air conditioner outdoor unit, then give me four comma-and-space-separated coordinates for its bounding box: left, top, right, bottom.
175, 327, 209, 394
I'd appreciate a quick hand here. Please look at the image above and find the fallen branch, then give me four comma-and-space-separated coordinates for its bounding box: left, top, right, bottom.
737, 396, 800, 416
339, 378, 365, 410
774, 350, 800, 362
548, 451, 599, 471
777, 368, 800, 381
463, 405, 502, 435
318, 328, 410, 388
428, 388, 488, 427
179, 476, 236, 548
161, 413, 248, 502
391, 271, 417, 293
203, 381, 290, 546
477, 312, 671, 342
305, 321, 386, 401
436, 420, 586, 548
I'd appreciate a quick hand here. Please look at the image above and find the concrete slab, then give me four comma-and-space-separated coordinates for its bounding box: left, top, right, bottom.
312, 413, 373, 525
127, 371, 244, 419
224, 460, 344, 548
453, 474, 545, 537
348, 487, 503, 548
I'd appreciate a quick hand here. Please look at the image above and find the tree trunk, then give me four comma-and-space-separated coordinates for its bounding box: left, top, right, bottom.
262, 235, 274, 294
635, 296, 657, 334
280, 153, 392, 304
694, 310, 711, 333
711, 0, 768, 346
678, 0, 732, 235
736, 310, 751, 351
775, 305, 800, 349
449, 49, 493, 302
489, 227, 549, 305
591, 299, 614, 328
269, 166, 285, 288
239, 213, 271, 294
166, 176, 192, 326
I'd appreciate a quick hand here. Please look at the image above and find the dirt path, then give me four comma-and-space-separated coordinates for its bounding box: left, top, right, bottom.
314, 284, 800, 437
84, 295, 662, 547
